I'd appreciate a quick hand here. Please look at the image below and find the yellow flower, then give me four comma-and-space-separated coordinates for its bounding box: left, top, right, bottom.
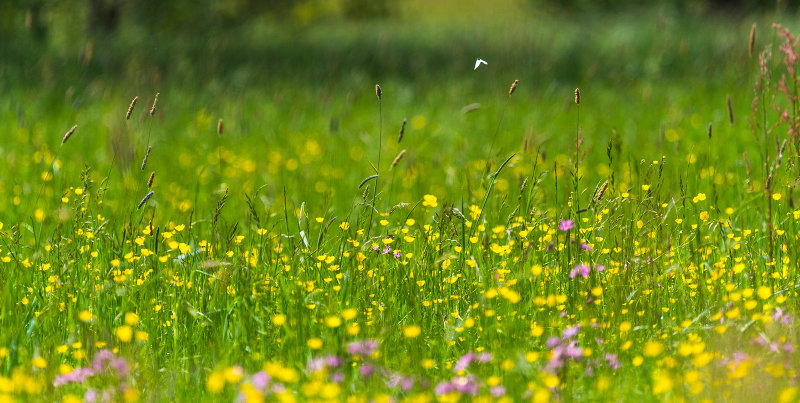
699, 211, 709, 221
78, 310, 92, 322
422, 194, 438, 208
116, 326, 133, 343
342, 308, 357, 320
307, 338, 323, 350
31, 357, 47, 369
758, 286, 772, 300
124, 312, 140, 326
272, 314, 286, 326
643, 341, 664, 357
325, 316, 342, 328
206, 371, 225, 393
403, 325, 422, 338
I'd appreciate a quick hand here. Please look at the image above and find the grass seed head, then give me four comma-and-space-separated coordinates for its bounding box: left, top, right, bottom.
596, 180, 609, 201
137, 191, 154, 210
509, 79, 519, 96
398, 119, 406, 143
574, 88, 581, 104
217, 118, 223, 135
375, 84, 382, 100
392, 149, 407, 168
126, 96, 138, 120
149, 92, 159, 116
61, 125, 77, 145
749, 23, 756, 58
141, 145, 152, 170
147, 171, 155, 188
727, 96, 734, 125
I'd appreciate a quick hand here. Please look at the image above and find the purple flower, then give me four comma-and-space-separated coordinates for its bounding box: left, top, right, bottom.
562, 324, 580, 339
546, 337, 561, 348
451, 375, 479, 395
604, 353, 620, 370
382, 245, 392, 254
324, 355, 343, 368
595, 265, 605, 272
564, 340, 583, 358
434, 381, 454, 395
393, 250, 402, 258
454, 352, 475, 372
569, 264, 590, 278
580, 242, 592, 251
347, 339, 379, 356
251, 371, 270, 390
490, 385, 506, 397
331, 372, 344, 383
359, 364, 375, 377
401, 378, 414, 391
475, 352, 493, 363
559, 219, 574, 231
84, 390, 97, 403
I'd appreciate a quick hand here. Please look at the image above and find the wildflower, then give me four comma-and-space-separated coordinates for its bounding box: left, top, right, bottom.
559, 219, 574, 231
569, 264, 590, 278
403, 325, 422, 338
422, 194, 438, 208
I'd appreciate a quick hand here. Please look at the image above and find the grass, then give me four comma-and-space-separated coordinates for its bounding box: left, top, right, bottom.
2, 4, 800, 402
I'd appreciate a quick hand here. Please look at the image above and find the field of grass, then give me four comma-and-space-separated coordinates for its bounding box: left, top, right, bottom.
3, 3, 800, 402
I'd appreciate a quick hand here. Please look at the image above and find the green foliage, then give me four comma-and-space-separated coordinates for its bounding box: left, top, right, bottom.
3, 4, 800, 402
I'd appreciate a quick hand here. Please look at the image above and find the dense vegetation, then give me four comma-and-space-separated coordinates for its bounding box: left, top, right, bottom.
2, 2, 800, 402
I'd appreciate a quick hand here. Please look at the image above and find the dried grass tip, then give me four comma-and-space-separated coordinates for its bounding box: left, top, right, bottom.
392, 149, 407, 168
595, 180, 609, 201
749, 23, 756, 58
509, 80, 519, 96
574, 88, 581, 105
137, 191, 154, 210
375, 84, 382, 100
126, 96, 138, 120
217, 118, 224, 135
61, 125, 78, 145
149, 92, 159, 116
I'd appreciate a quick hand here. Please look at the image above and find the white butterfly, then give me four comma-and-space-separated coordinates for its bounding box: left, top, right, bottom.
474, 58, 488, 70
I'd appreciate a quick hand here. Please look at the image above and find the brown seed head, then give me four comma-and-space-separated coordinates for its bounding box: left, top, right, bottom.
509, 80, 519, 96
126, 96, 138, 120
375, 84, 382, 100
596, 180, 609, 201
217, 118, 224, 135
149, 92, 159, 116
391, 149, 407, 168
727, 96, 734, 125
398, 119, 407, 143
147, 171, 155, 188
749, 23, 756, 58
61, 125, 78, 145
574, 88, 581, 105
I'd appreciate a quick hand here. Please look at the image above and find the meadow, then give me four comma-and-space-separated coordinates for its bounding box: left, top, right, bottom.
2, 3, 800, 402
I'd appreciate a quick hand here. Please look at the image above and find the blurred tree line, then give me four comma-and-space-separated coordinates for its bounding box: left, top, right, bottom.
2, 0, 794, 43
1, 0, 392, 40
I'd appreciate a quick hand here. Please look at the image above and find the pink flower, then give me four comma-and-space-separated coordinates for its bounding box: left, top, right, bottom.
569, 264, 590, 278
559, 219, 574, 231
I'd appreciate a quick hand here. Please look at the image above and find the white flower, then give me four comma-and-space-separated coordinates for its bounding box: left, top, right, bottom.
474, 58, 488, 70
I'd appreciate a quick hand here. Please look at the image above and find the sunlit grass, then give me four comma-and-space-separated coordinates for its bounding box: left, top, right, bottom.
3, 13, 800, 403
